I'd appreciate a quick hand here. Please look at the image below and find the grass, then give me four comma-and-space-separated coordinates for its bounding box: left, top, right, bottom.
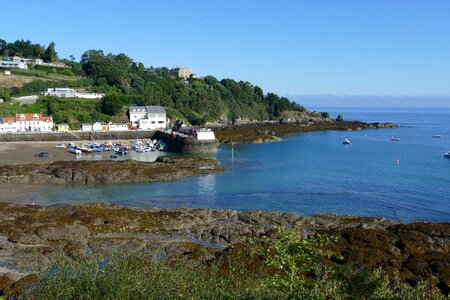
0, 73, 44, 89
0, 68, 82, 90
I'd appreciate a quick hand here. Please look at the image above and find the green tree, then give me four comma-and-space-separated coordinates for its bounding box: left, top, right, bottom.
101, 93, 124, 115
43, 41, 58, 62
0, 38, 7, 56
0, 89, 12, 102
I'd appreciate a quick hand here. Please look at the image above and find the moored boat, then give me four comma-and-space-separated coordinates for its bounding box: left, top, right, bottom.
343, 138, 351, 145
390, 136, 400, 141
444, 151, 450, 158
432, 134, 443, 138
115, 148, 128, 155
54, 144, 66, 148
68, 147, 82, 154
80, 147, 93, 153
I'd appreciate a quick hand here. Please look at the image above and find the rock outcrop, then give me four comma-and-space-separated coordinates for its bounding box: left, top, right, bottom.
214, 121, 399, 144
0, 157, 223, 185
0, 203, 447, 295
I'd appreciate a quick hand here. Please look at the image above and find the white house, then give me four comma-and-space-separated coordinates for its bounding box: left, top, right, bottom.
0, 118, 17, 133
0, 113, 53, 133
0, 60, 28, 69
43, 88, 104, 99
92, 122, 107, 131
108, 123, 128, 131
44, 88, 76, 98
81, 124, 93, 131
129, 106, 167, 130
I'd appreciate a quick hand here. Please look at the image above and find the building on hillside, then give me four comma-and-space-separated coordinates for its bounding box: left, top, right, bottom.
0, 118, 17, 133
44, 88, 76, 98
0, 113, 53, 133
81, 124, 93, 132
92, 122, 108, 131
7, 56, 43, 65
170, 67, 192, 79
129, 106, 167, 130
74, 92, 105, 99
55, 124, 70, 132
108, 123, 129, 131
0, 60, 28, 69
42, 88, 104, 99
7, 57, 67, 68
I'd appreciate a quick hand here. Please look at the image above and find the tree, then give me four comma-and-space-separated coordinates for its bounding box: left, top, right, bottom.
0, 89, 12, 102
0, 38, 7, 56
43, 42, 58, 62
101, 93, 124, 115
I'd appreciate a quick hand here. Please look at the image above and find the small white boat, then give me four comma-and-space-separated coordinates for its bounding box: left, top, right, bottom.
68, 148, 82, 154
444, 151, 450, 158
390, 137, 400, 142
343, 138, 351, 145
54, 144, 66, 148
432, 134, 443, 138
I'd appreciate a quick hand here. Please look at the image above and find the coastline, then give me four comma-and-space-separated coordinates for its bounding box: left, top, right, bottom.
214, 121, 399, 143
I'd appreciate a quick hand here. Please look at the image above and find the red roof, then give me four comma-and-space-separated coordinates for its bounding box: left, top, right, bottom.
3, 113, 52, 123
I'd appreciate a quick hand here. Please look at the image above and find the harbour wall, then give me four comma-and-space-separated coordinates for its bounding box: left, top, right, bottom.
0, 131, 155, 142
153, 131, 218, 154
0, 130, 218, 154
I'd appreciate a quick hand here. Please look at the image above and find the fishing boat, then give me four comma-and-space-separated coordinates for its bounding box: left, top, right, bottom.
342, 138, 351, 145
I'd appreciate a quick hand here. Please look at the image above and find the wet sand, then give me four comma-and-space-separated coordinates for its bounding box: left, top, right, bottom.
0, 141, 77, 165
0, 140, 138, 165
0, 140, 132, 203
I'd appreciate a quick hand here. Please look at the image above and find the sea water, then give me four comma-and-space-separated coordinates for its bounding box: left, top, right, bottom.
31, 108, 450, 223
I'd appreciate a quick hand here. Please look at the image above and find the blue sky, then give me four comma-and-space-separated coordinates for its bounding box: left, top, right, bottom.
3, 0, 450, 101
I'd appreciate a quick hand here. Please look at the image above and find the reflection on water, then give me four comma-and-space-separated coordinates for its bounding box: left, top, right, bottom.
196, 174, 216, 195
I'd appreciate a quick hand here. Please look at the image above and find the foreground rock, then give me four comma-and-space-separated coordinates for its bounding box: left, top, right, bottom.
0, 203, 447, 296
215, 121, 399, 144
0, 156, 223, 185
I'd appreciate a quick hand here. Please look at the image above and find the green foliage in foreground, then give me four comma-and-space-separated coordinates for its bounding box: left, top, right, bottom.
18, 225, 445, 300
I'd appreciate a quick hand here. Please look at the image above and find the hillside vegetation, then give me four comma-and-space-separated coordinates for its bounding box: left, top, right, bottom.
1, 38, 320, 126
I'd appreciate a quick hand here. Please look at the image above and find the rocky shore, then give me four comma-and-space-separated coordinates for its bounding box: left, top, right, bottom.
0, 156, 222, 185
214, 121, 399, 144
0, 203, 447, 296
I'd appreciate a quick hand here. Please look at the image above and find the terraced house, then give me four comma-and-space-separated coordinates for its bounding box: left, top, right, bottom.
0, 113, 53, 133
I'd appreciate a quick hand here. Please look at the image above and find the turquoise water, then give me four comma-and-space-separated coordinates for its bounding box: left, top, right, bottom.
32, 108, 450, 223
